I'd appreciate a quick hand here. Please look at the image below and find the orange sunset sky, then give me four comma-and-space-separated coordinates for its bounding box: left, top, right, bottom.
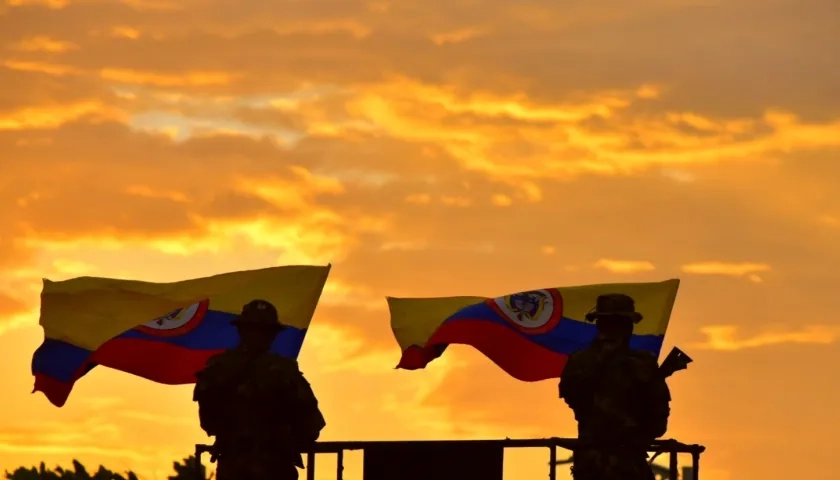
1, 0, 839, 478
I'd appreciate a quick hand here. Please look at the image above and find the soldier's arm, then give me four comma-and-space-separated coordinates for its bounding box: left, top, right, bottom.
193, 357, 229, 436
558, 353, 591, 411
646, 374, 671, 438
289, 369, 326, 444
634, 352, 671, 439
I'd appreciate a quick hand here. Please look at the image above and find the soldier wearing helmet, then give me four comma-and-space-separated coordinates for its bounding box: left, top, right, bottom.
193, 300, 326, 480
558, 294, 671, 480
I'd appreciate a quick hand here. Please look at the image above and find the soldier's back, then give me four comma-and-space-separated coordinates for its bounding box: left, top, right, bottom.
200, 352, 324, 480
561, 345, 664, 480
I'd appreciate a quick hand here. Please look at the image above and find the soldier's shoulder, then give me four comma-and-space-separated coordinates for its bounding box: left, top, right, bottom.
625, 349, 659, 365
197, 350, 243, 380
622, 349, 661, 379
561, 347, 598, 378
204, 349, 240, 369
568, 346, 597, 363
260, 354, 303, 376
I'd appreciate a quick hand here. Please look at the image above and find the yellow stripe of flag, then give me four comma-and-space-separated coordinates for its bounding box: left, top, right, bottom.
40, 264, 332, 351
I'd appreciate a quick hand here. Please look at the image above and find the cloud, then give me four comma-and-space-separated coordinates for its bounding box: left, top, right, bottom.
0, 1, 840, 478
0, 120, 386, 261
593, 258, 656, 274
50, 259, 97, 276
681, 261, 770, 282
429, 27, 487, 46
695, 324, 839, 351
8, 36, 78, 53
0, 293, 28, 317
116, 410, 195, 426
0, 309, 38, 336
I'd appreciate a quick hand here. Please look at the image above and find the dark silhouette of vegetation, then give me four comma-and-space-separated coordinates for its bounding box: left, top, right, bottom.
168, 456, 213, 480
4, 455, 212, 480
3, 460, 138, 480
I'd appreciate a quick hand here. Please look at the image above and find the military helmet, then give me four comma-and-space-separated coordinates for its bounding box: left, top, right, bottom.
231, 299, 285, 330
584, 293, 643, 324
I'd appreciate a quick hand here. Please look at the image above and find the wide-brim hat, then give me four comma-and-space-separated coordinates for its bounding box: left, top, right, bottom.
231, 299, 286, 330
584, 293, 643, 324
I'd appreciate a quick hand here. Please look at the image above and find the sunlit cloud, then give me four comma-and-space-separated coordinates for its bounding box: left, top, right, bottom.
319, 278, 382, 308
593, 258, 656, 274
695, 325, 840, 351
490, 194, 513, 206
123, 185, 189, 203
8, 36, 77, 53
0, 0, 839, 478
440, 195, 471, 207
6, 0, 68, 8
109, 27, 142, 39
379, 240, 427, 252
404, 194, 432, 205
681, 262, 770, 283
0, 293, 28, 317
0, 102, 124, 130
0, 309, 38, 335
429, 27, 488, 46
119, 0, 181, 12
272, 19, 372, 38
2, 60, 81, 76
50, 259, 98, 276
242, 167, 345, 209
99, 69, 237, 87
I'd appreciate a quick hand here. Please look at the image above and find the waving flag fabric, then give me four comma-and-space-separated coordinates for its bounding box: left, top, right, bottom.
32, 264, 331, 407
389, 279, 679, 381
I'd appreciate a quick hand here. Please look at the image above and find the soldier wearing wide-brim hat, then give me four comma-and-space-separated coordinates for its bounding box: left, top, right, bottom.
584, 293, 643, 325
194, 299, 326, 480
559, 292, 669, 480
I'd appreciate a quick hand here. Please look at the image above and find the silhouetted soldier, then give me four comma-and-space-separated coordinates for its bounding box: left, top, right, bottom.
559, 294, 671, 480
193, 300, 326, 480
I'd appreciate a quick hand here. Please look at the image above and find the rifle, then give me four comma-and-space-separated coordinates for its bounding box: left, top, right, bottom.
196, 438, 224, 463
194, 444, 213, 480
659, 347, 692, 378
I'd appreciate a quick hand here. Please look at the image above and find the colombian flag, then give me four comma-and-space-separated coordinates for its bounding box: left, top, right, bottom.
32, 265, 331, 407
390, 279, 679, 381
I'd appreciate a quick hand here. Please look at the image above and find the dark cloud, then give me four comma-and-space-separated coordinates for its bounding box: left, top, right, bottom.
2, 0, 837, 115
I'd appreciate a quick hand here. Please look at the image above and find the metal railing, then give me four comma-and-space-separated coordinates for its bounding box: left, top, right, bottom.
196, 437, 706, 480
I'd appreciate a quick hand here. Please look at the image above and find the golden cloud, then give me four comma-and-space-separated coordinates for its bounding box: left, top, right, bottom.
429, 27, 487, 46
8, 36, 77, 53
593, 258, 656, 274
1, 2, 840, 478
6, 0, 68, 8
0, 293, 28, 316
695, 325, 839, 351
99, 68, 237, 87
681, 262, 770, 283
0, 101, 123, 130
2, 60, 82, 77
119, 0, 181, 12
108, 27, 142, 40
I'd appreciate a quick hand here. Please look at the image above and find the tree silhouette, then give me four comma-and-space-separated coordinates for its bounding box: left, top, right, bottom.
4, 460, 139, 480
3, 456, 214, 480
168, 455, 213, 480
